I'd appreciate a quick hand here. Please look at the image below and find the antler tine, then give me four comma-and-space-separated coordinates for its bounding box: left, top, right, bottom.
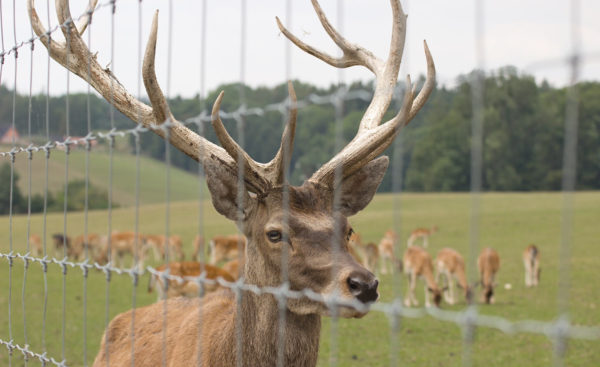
268, 81, 298, 184
30, 1, 244, 190
75, 0, 98, 36
143, 11, 174, 124
310, 75, 415, 185
28, 0, 66, 61
211, 92, 270, 194
408, 41, 436, 121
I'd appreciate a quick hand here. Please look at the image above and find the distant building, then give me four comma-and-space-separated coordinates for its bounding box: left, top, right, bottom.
0, 124, 20, 144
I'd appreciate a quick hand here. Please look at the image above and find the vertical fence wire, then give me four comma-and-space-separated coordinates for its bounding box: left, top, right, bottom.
60, 18, 72, 365
327, 2, 346, 365
42, 0, 51, 357
195, 0, 208, 365
554, 1, 581, 366
129, 2, 144, 367
275, 2, 293, 366
22, 5, 36, 364
464, 0, 486, 366
161, 1, 175, 366
234, 1, 248, 366
83, 4, 94, 365
104, 1, 118, 365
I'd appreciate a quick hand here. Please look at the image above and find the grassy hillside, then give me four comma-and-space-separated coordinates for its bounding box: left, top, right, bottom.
2, 143, 204, 206
0, 192, 599, 366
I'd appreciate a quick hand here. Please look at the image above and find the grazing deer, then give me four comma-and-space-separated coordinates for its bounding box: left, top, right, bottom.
208, 234, 246, 265
71, 233, 103, 261
435, 248, 472, 305
363, 242, 380, 273
148, 261, 235, 300
478, 248, 500, 304
347, 231, 366, 266
144, 234, 186, 262
378, 230, 399, 274
51, 233, 71, 257
28, 234, 43, 257
403, 246, 444, 307
191, 234, 205, 261
94, 231, 146, 271
523, 244, 540, 287
407, 226, 438, 248
28, 0, 434, 365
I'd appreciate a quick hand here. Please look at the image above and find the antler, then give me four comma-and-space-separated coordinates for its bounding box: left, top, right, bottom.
29, 0, 297, 195
277, 0, 435, 187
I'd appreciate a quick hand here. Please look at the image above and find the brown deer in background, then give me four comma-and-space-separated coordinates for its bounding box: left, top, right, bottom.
403, 246, 444, 307
28, 0, 435, 365
478, 248, 500, 304
523, 244, 540, 287
435, 247, 472, 305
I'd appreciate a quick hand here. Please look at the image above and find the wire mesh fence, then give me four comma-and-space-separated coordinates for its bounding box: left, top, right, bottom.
1, 0, 599, 366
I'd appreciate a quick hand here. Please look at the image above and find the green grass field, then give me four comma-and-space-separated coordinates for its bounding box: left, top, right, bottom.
3, 143, 203, 206
1, 192, 599, 366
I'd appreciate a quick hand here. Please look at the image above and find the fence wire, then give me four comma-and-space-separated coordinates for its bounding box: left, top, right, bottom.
0, 0, 599, 366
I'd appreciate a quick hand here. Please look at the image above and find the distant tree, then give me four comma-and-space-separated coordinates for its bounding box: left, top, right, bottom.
0, 163, 25, 214
51, 179, 116, 212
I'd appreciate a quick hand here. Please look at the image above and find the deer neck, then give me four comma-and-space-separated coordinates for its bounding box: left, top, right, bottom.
422, 266, 439, 292
237, 242, 322, 367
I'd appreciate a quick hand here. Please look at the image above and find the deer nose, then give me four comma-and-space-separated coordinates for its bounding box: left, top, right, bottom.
347, 273, 379, 304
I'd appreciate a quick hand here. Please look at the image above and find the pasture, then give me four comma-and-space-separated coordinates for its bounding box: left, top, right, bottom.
0, 191, 599, 366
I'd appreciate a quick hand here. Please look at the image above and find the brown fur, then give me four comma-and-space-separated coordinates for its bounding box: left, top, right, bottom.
95, 231, 146, 270
148, 261, 235, 300
144, 234, 185, 262
191, 234, 205, 261
435, 248, 472, 304
478, 248, 500, 304
51, 233, 71, 257
29, 234, 43, 257
208, 234, 246, 265
70, 233, 103, 261
523, 244, 540, 287
93, 180, 380, 367
363, 242, 379, 273
403, 246, 443, 307
406, 226, 438, 247
378, 230, 398, 274
222, 258, 244, 280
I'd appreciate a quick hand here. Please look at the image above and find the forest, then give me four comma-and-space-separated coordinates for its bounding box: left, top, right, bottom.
1, 65, 598, 192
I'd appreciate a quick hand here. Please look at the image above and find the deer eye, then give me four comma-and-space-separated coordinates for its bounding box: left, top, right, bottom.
267, 230, 283, 243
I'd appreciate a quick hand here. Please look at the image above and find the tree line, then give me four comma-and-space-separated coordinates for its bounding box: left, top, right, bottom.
1, 65, 598, 192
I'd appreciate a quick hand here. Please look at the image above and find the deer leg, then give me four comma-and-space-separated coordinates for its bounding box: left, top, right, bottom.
533, 261, 539, 286
524, 259, 531, 287
448, 274, 455, 305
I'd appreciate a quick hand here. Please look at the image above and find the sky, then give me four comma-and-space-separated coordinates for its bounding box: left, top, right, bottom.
2, 0, 599, 98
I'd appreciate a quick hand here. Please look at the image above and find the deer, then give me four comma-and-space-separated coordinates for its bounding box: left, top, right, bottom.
523, 244, 540, 287
143, 234, 186, 262
403, 246, 444, 307
28, 234, 43, 257
407, 225, 438, 247
94, 231, 147, 271
435, 247, 472, 305
51, 233, 71, 257
191, 234, 205, 261
70, 233, 103, 261
207, 234, 247, 265
378, 229, 400, 274
28, 0, 435, 365
478, 247, 500, 304
148, 261, 236, 300
363, 242, 380, 273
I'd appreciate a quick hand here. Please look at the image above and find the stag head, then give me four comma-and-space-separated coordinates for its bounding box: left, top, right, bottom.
29, 0, 435, 317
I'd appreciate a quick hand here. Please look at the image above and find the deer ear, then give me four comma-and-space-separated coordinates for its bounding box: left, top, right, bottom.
335, 156, 389, 216
204, 159, 254, 221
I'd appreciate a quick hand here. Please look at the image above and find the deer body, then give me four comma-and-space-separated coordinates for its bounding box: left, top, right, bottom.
435, 248, 471, 305
378, 230, 398, 274
478, 248, 500, 304
523, 244, 540, 287
407, 226, 437, 248
29, 0, 435, 365
403, 246, 442, 307
208, 234, 246, 265
144, 234, 185, 262
148, 261, 235, 300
